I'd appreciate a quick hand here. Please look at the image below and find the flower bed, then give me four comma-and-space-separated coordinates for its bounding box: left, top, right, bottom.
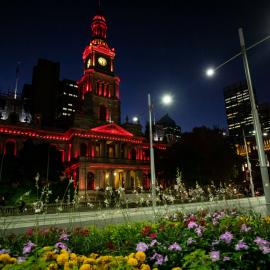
0, 209, 270, 269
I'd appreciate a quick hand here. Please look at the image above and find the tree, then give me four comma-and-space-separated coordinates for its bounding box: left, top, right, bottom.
156, 126, 242, 187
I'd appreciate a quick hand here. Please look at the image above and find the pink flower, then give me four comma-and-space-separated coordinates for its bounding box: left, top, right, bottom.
223, 256, 230, 261
240, 224, 251, 233
235, 240, 249, 251
23, 241, 36, 255
220, 231, 233, 244
136, 242, 148, 252
254, 237, 270, 254
55, 242, 68, 250
209, 251, 220, 262
168, 242, 181, 251
150, 239, 159, 247
187, 221, 198, 229
150, 253, 167, 265
187, 237, 196, 245
59, 232, 69, 241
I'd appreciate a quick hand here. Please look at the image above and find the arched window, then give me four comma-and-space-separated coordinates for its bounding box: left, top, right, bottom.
99, 105, 107, 121
108, 145, 115, 158
131, 148, 136, 160
80, 143, 87, 157
121, 144, 126, 159
87, 172, 95, 190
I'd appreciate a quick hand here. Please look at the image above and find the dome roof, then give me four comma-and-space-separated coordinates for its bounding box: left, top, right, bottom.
156, 113, 176, 127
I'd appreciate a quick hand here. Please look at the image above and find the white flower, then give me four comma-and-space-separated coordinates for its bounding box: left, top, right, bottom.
69, 178, 74, 184
87, 203, 94, 208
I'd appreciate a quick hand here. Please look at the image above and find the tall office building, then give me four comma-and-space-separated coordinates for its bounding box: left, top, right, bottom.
224, 81, 254, 138
56, 79, 79, 128
259, 102, 270, 135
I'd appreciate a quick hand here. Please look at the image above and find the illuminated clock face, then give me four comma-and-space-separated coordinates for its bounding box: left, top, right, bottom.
98, 57, 107, 66
86, 58, 91, 68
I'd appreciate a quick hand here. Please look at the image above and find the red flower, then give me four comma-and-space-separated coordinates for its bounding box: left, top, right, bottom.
141, 226, 152, 236
80, 228, 90, 236
159, 224, 165, 232
106, 240, 115, 250
26, 228, 33, 236
199, 219, 206, 226
149, 233, 157, 239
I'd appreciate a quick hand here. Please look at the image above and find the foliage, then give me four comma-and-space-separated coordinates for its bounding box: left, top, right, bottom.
1, 210, 270, 269
156, 126, 242, 187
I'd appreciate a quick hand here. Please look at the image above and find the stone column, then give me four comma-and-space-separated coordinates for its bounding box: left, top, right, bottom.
109, 170, 114, 188
136, 170, 143, 187
100, 142, 105, 157
115, 143, 120, 159
126, 171, 131, 190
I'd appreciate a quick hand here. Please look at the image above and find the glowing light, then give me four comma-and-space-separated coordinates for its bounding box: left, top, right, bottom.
206, 68, 215, 77
132, 116, 138, 123
162, 94, 172, 105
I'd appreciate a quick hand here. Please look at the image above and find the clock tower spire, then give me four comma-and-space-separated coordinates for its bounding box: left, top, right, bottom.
74, 10, 120, 129
91, 11, 107, 41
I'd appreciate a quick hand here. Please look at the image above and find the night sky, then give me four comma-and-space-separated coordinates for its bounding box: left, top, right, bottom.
1, 0, 270, 132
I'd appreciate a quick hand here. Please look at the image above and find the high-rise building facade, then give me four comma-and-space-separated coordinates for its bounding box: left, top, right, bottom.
56, 79, 79, 128
224, 82, 270, 158
224, 81, 253, 138
259, 102, 270, 135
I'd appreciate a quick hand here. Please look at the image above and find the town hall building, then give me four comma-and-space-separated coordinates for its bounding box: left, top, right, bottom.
0, 11, 167, 200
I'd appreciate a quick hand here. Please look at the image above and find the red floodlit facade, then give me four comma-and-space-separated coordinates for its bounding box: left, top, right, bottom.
0, 11, 166, 200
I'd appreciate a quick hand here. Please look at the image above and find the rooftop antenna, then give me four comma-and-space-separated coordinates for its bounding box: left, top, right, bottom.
14, 62, 20, 99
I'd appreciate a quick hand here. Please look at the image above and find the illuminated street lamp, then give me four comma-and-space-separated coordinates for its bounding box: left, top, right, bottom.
162, 94, 173, 105
206, 68, 215, 77
132, 116, 139, 123
148, 93, 172, 207
207, 28, 270, 215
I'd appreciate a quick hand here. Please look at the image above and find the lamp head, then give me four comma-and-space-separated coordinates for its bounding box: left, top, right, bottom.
162, 94, 173, 105
206, 68, 215, 77
132, 116, 139, 123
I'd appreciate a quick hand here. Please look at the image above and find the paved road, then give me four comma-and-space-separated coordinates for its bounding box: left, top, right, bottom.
0, 196, 266, 234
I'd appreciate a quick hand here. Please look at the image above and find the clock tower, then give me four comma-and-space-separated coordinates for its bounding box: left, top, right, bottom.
74, 11, 120, 128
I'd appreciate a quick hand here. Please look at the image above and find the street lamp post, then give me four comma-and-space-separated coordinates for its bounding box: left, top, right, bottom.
206, 28, 270, 215
242, 128, 255, 197
148, 93, 156, 207
147, 93, 173, 208
238, 28, 270, 214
